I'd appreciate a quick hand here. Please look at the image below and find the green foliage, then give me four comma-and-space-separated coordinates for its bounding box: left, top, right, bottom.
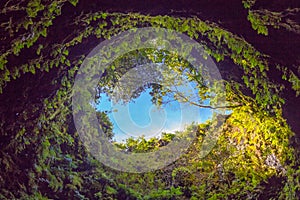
26, 0, 45, 18
113, 132, 176, 153
0, 0, 68, 92
0, 8, 296, 113
107, 99, 296, 199
288, 71, 300, 97
242, 0, 256, 9
243, 1, 300, 35
247, 11, 269, 35
144, 187, 183, 200
68, 0, 78, 6
0, 2, 299, 199
96, 111, 114, 140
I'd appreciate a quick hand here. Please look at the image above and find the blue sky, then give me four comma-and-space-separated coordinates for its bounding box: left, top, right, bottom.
95, 83, 213, 142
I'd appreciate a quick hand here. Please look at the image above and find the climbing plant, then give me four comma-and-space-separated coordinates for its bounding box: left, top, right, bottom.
0, 0, 299, 199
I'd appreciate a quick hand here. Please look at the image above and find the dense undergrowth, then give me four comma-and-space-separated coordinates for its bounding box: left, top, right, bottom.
0, 0, 299, 199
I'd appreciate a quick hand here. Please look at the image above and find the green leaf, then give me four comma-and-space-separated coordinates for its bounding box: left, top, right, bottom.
41, 28, 47, 37
29, 65, 36, 74
63, 49, 69, 56
106, 186, 117, 195
36, 44, 43, 55
23, 18, 33, 30
68, 0, 78, 6
65, 59, 71, 66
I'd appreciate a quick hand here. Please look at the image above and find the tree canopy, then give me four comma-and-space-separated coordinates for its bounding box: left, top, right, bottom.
0, 0, 299, 199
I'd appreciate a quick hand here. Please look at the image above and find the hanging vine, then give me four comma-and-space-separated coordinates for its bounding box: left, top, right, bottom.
0, 0, 299, 199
